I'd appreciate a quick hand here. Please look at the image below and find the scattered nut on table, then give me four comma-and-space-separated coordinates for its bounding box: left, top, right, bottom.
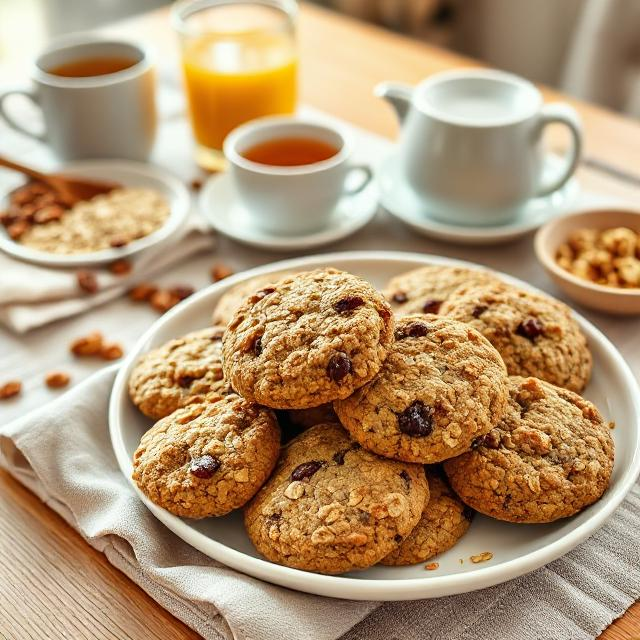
109, 259, 132, 276
0, 380, 21, 399
77, 270, 99, 294
45, 371, 71, 389
100, 343, 124, 361
70, 332, 104, 356
556, 226, 640, 288
129, 282, 158, 302
211, 263, 234, 282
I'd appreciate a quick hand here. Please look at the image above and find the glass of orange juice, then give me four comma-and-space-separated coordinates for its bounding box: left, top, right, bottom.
172, 0, 298, 170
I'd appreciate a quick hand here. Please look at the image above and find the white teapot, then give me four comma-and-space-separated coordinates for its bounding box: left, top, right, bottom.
376, 69, 582, 225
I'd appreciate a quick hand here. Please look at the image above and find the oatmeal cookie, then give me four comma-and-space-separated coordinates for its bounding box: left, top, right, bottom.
444, 376, 614, 523
133, 394, 280, 518
222, 268, 394, 409
128, 326, 231, 420
381, 470, 473, 565
244, 422, 428, 574
211, 271, 294, 327
334, 315, 509, 464
384, 265, 501, 316
440, 282, 592, 392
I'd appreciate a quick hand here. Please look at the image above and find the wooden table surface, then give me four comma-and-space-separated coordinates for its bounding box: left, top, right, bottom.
1, 3, 639, 639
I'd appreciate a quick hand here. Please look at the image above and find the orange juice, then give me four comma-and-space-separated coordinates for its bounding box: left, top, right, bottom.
182, 31, 297, 153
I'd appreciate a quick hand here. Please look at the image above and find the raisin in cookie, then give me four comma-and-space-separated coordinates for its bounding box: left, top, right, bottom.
133, 394, 280, 518
244, 422, 428, 574
128, 326, 231, 420
334, 315, 509, 464
444, 376, 614, 523
381, 470, 473, 566
441, 282, 592, 392
222, 268, 394, 409
384, 265, 501, 317
211, 271, 293, 327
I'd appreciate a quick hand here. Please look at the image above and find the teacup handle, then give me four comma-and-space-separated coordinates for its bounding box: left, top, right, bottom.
534, 103, 582, 197
0, 87, 46, 141
344, 165, 373, 195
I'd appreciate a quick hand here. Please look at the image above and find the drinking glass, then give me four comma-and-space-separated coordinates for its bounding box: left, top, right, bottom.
172, 0, 298, 170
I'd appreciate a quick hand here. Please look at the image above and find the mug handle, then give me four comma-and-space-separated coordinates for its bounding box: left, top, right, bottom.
534, 102, 582, 197
0, 87, 46, 141
344, 165, 373, 195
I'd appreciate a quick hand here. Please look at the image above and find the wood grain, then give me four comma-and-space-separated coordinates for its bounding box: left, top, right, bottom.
1, 3, 639, 639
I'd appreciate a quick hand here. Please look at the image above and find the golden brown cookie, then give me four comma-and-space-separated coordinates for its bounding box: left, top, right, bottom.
440, 281, 592, 392
132, 395, 280, 519
211, 271, 294, 327
222, 268, 394, 409
244, 422, 428, 574
381, 470, 473, 565
444, 376, 614, 523
384, 265, 501, 316
334, 315, 509, 464
128, 326, 231, 420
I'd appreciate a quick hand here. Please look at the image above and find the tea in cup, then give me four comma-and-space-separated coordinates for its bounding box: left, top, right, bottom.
376, 69, 582, 225
0, 35, 157, 161
223, 117, 372, 235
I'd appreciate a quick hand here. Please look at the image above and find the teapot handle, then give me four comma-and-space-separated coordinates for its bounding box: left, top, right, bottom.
374, 82, 413, 123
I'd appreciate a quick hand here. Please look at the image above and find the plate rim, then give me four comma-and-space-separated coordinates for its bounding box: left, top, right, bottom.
109, 250, 640, 600
0, 159, 191, 267
198, 171, 378, 251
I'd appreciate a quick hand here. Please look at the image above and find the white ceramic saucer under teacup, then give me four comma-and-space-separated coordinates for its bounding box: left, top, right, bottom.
198, 170, 378, 251
377, 153, 579, 245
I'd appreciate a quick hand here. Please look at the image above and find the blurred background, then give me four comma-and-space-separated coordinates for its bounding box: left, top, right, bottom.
1, 0, 639, 118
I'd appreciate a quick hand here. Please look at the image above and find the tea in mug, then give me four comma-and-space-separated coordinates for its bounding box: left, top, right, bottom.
242, 137, 339, 166
49, 56, 137, 77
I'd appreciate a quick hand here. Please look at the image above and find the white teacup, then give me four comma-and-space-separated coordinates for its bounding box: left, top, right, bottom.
0, 35, 157, 161
376, 69, 582, 225
223, 117, 372, 235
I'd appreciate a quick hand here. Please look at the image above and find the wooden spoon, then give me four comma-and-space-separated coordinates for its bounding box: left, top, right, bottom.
0, 155, 120, 205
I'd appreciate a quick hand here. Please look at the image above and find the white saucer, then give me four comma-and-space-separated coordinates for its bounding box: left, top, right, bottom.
0, 160, 191, 267
378, 154, 580, 245
199, 170, 378, 251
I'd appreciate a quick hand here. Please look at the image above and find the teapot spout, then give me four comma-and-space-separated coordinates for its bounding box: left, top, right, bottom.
374, 82, 413, 123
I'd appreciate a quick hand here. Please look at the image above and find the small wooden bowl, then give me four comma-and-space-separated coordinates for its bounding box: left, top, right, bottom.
534, 208, 640, 315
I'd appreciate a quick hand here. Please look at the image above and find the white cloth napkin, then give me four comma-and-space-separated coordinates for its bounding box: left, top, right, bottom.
0, 215, 215, 333
0, 82, 215, 334
1, 366, 638, 640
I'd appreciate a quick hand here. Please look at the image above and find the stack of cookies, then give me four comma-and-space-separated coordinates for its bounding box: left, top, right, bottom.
129, 265, 614, 575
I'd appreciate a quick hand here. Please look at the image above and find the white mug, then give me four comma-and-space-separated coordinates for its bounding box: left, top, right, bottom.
376, 69, 582, 225
0, 36, 157, 161
224, 117, 372, 235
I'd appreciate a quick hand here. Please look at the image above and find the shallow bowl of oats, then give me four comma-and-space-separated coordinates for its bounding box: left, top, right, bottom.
0, 160, 191, 267
535, 208, 640, 315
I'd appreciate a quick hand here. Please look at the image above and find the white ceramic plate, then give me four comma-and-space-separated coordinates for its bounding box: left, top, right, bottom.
198, 170, 378, 251
378, 155, 580, 245
109, 251, 640, 601
0, 160, 191, 267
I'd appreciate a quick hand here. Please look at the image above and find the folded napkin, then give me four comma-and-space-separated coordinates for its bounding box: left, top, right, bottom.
0, 214, 215, 333
1, 367, 639, 640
